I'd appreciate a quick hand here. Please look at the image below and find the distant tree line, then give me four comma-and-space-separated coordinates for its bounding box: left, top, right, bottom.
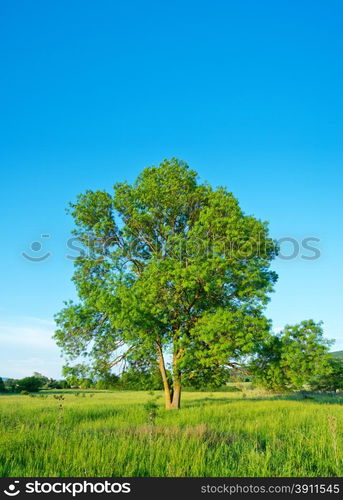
1, 350, 342, 394
0, 369, 168, 393
0, 372, 70, 393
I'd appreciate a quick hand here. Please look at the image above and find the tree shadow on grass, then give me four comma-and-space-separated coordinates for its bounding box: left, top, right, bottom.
182, 397, 247, 408
182, 393, 343, 409
269, 393, 343, 405
41, 389, 106, 395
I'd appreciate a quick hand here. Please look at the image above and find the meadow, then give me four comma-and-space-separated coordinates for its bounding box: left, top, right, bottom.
0, 389, 342, 477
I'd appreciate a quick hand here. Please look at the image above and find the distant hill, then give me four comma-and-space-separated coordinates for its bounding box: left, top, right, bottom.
330, 351, 343, 359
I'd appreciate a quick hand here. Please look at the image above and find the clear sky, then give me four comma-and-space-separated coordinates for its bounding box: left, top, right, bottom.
1, 0, 342, 378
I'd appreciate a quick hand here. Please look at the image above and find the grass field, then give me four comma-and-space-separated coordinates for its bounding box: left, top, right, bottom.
0, 389, 342, 477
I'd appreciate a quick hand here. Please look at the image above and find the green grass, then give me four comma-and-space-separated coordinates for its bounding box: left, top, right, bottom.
0, 389, 342, 477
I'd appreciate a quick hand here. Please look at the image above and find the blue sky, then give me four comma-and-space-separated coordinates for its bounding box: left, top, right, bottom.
1, 0, 342, 378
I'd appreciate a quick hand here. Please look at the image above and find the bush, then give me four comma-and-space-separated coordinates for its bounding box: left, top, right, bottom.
309, 358, 343, 392
16, 376, 44, 393
43, 379, 67, 389
4, 378, 18, 392
80, 378, 94, 389
95, 375, 120, 390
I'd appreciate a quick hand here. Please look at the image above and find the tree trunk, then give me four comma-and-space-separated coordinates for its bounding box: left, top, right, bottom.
171, 383, 181, 409
156, 342, 172, 409
170, 350, 182, 409
162, 378, 172, 410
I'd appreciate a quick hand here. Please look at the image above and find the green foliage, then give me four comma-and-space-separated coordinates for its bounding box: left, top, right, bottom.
55, 159, 277, 407
95, 374, 119, 390
62, 365, 93, 388
251, 320, 333, 391
4, 379, 16, 392
43, 379, 69, 390
309, 358, 343, 392
33, 373, 65, 390
144, 397, 159, 425
183, 365, 231, 390
3, 374, 69, 393
33, 372, 49, 386
117, 368, 162, 391
16, 376, 44, 393
0, 378, 5, 393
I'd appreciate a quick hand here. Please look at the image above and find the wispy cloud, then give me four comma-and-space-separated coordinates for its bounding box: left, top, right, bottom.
3, 357, 63, 379
0, 325, 56, 349
0, 316, 63, 378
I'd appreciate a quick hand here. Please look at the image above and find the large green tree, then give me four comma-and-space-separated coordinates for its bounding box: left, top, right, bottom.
55, 159, 277, 408
309, 357, 343, 392
250, 320, 333, 391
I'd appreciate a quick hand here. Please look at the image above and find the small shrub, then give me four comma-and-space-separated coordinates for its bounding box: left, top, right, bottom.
53, 395, 65, 401
144, 400, 159, 425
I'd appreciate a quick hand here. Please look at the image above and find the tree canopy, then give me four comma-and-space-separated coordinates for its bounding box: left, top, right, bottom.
55, 158, 279, 408
250, 320, 333, 391
309, 357, 343, 392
